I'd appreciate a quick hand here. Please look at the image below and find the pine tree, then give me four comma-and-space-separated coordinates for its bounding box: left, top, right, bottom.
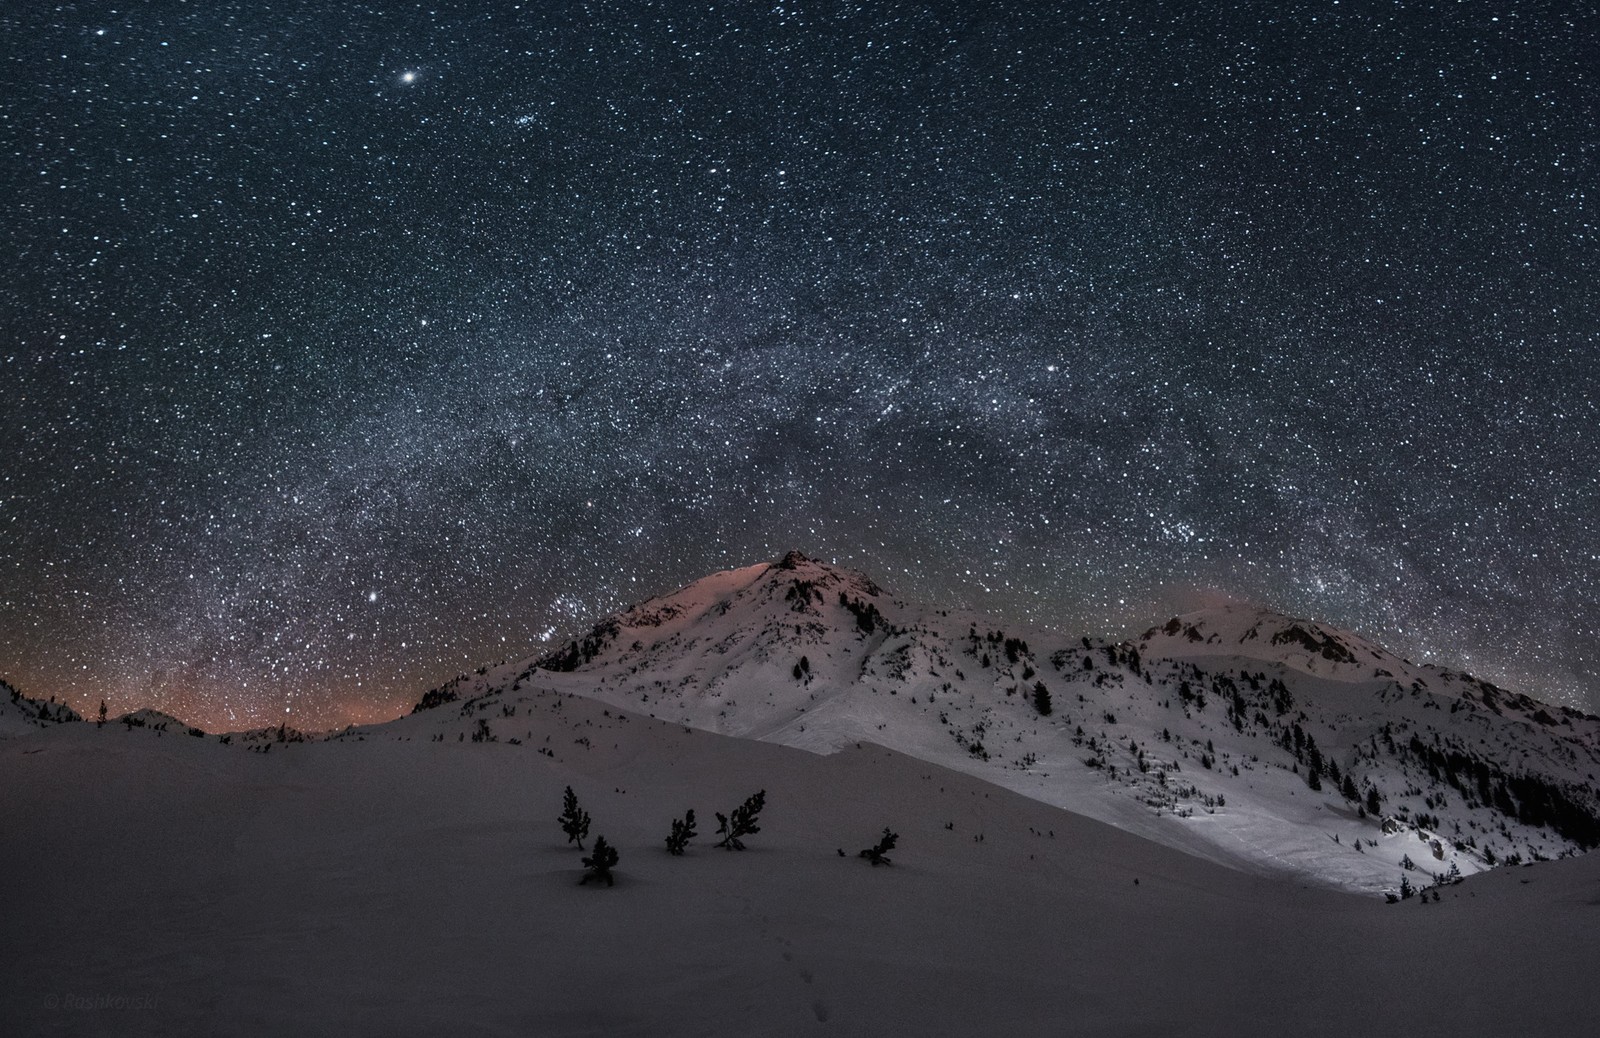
1032, 682, 1052, 716
558, 786, 591, 849
858, 828, 899, 866
665, 809, 697, 855
97, 700, 107, 727
1341, 773, 1359, 802
580, 836, 619, 887
715, 790, 766, 850
1399, 874, 1415, 900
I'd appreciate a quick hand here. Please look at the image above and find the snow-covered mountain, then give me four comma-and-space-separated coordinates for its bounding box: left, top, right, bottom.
110, 708, 208, 737
413, 551, 1600, 893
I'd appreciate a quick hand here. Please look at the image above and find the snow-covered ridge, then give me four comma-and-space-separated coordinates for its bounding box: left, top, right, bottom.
111, 708, 205, 736
1140, 603, 1589, 726
413, 553, 1600, 893
1141, 605, 1395, 674
0, 679, 83, 737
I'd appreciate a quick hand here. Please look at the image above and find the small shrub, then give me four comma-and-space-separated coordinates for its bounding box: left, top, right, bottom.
580, 836, 619, 886
558, 786, 591, 849
715, 790, 766, 850
858, 828, 899, 866
665, 809, 698, 855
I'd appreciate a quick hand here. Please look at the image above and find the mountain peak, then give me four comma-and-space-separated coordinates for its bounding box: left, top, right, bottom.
764, 550, 881, 591
773, 548, 815, 569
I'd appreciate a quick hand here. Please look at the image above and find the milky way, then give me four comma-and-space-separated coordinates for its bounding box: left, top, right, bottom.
3, 1, 1595, 728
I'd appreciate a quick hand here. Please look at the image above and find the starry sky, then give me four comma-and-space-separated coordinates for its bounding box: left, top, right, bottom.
3, 0, 1596, 730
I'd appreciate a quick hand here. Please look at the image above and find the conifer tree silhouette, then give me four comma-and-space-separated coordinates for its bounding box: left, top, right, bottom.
665, 809, 698, 855
715, 790, 766, 850
580, 836, 619, 886
558, 786, 591, 849
858, 827, 899, 866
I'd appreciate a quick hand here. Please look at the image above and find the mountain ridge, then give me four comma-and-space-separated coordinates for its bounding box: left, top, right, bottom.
0, 678, 84, 736
411, 552, 1600, 892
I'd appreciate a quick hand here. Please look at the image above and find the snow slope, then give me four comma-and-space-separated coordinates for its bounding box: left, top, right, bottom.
3, 686, 1598, 1036
415, 552, 1600, 893
0, 679, 82, 737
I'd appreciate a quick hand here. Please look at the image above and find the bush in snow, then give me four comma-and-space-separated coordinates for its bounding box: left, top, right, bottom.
665, 809, 697, 855
858, 828, 899, 866
559, 786, 591, 849
580, 836, 619, 886
715, 790, 766, 850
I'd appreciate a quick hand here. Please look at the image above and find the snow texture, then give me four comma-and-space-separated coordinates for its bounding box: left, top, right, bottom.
3, 685, 1599, 1036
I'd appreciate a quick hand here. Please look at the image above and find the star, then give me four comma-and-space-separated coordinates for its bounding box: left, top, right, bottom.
0, 1, 1592, 729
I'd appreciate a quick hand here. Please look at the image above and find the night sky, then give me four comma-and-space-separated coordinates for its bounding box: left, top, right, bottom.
3, 1, 1595, 730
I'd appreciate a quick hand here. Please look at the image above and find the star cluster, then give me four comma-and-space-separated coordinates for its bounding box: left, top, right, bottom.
2, 1, 1595, 728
